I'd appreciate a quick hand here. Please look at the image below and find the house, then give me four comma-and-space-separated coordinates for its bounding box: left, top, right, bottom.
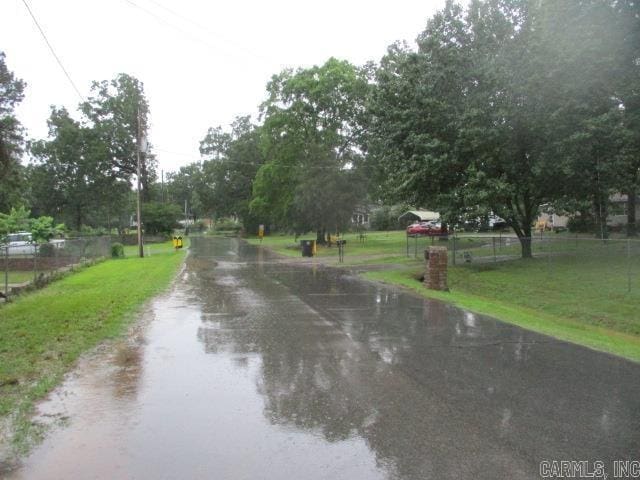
536, 211, 569, 231
536, 194, 640, 231
608, 193, 640, 229
351, 204, 375, 228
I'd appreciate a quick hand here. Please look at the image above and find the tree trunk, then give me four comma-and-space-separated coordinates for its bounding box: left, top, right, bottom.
75, 208, 83, 231
518, 224, 533, 259
505, 194, 537, 259
316, 229, 326, 245
441, 221, 449, 240
594, 197, 609, 239
626, 190, 637, 237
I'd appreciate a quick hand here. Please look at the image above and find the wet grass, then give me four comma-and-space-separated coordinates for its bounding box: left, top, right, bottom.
247, 231, 453, 261
0, 241, 185, 455
4, 271, 34, 285
122, 237, 189, 256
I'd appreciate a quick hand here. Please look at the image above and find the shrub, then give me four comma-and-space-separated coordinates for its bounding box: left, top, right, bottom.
371, 206, 392, 231
111, 242, 125, 258
141, 202, 182, 235
79, 225, 108, 236
37, 242, 55, 257
567, 214, 596, 233
371, 205, 407, 231
214, 217, 241, 232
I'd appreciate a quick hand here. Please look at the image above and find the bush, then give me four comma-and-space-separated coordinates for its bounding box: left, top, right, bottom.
370, 205, 407, 231
568, 214, 596, 233
141, 202, 182, 235
214, 217, 242, 232
78, 225, 108, 236
31, 216, 66, 242
371, 206, 392, 231
37, 242, 55, 257
111, 242, 125, 258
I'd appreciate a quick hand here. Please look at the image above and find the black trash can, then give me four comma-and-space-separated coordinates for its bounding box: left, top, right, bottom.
300, 240, 314, 257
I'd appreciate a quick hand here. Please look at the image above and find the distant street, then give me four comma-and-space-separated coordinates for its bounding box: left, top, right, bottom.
8, 236, 640, 480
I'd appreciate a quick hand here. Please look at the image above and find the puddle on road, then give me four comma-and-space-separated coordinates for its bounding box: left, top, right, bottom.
5, 236, 640, 480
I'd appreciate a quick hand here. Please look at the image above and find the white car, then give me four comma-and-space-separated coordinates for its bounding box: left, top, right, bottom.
2, 232, 36, 255
2, 232, 66, 255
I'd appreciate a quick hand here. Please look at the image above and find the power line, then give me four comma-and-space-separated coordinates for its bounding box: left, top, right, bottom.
123, 0, 270, 66
143, 0, 272, 64
21, 0, 85, 102
124, 0, 207, 47
155, 149, 358, 172
155, 147, 203, 158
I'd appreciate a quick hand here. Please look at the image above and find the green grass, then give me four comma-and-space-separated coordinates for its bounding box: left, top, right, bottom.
247, 230, 452, 262
250, 230, 640, 362
0, 241, 185, 452
247, 230, 521, 262
122, 237, 189, 257
5, 271, 34, 285
448, 256, 639, 333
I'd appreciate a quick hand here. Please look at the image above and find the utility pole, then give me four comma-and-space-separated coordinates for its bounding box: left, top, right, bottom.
161, 169, 165, 203
184, 199, 189, 235
136, 106, 144, 258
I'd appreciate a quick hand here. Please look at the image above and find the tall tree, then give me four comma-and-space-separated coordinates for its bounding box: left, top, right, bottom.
460, 0, 562, 255
165, 162, 208, 221
80, 73, 156, 200
251, 58, 370, 240
0, 51, 26, 212
200, 116, 264, 227
29, 107, 131, 230
537, 0, 638, 238
610, 0, 640, 236
368, 0, 630, 256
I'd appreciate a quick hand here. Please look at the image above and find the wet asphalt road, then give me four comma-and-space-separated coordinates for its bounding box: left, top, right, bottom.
6, 236, 640, 479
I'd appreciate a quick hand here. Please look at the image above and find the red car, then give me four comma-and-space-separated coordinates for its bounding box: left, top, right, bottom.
406, 221, 447, 236
425, 221, 447, 235
406, 222, 431, 235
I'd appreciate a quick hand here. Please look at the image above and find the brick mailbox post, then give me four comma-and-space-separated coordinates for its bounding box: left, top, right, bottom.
424, 246, 448, 291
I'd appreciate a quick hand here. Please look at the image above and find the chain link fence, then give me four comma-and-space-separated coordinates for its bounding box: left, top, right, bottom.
405, 233, 640, 293
2, 236, 111, 299
450, 234, 640, 293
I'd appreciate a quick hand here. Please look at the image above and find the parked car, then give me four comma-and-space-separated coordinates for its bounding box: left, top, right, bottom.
1, 232, 65, 255
406, 222, 431, 235
461, 214, 507, 232
424, 221, 447, 236
488, 215, 508, 230
406, 221, 448, 236
50, 238, 66, 248
2, 232, 36, 255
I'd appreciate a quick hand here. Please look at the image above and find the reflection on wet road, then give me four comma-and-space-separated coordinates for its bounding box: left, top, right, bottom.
8, 237, 640, 479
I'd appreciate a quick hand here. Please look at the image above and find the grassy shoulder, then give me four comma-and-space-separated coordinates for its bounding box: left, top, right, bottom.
0, 241, 185, 451
249, 231, 640, 362
246, 231, 434, 263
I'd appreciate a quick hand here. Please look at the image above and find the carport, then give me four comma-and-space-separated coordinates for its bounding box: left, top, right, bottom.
398, 210, 440, 227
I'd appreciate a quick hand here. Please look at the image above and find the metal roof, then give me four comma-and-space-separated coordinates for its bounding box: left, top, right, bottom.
398, 210, 440, 221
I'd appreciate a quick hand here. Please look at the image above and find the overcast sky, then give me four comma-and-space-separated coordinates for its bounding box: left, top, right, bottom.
1, 0, 446, 174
